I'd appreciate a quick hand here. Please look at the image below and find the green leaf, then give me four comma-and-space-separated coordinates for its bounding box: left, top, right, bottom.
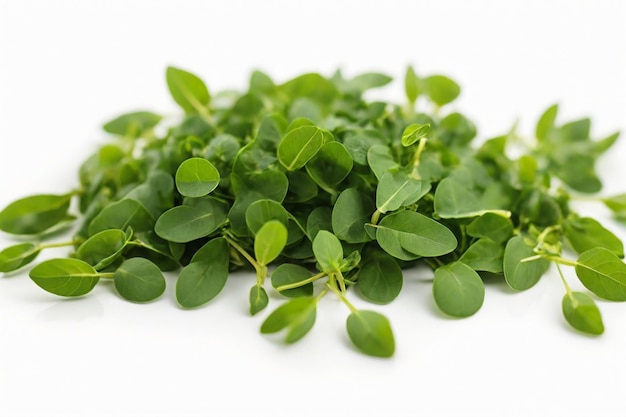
176, 237, 230, 308
423, 75, 460, 106
306, 207, 332, 240
260, 297, 317, 343
347, 72, 393, 93
312, 230, 343, 273
503, 235, 550, 290
358, 251, 402, 304
564, 216, 624, 257
155, 198, 227, 243
562, 291, 604, 335
114, 258, 166, 302
103, 111, 162, 138
89, 199, 154, 236
29, 258, 100, 297
343, 129, 387, 166
249, 285, 269, 315
376, 170, 430, 214
76, 228, 130, 270
280, 73, 339, 107
555, 154, 601, 193
271, 263, 314, 298
433, 262, 485, 317
575, 248, 626, 301
228, 171, 289, 236
0, 193, 72, 235
332, 188, 375, 243
401, 123, 430, 147
121, 170, 174, 218
166, 66, 210, 114
175, 157, 220, 198
0, 243, 41, 273
376, 211, 457, 260
466, 213, 514, 243
458, 239, 504, 273
602, 193, 626, 215
277, 125, 330, 171
536, 104, 558, 142
254, 220, 288, 266
367, 145, 398, 181
434, 178, 482, 218
346, 310, 395, 358
245, 199, 289, 234
285, 170, 318, 203
305, 141, 353, 190
438, 112, 477, 147
404, 65, 421, 105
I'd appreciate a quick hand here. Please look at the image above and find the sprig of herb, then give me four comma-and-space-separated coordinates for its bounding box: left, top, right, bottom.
1, 65, 624, 357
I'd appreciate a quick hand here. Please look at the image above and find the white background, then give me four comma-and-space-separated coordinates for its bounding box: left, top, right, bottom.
1, 1, 625, 416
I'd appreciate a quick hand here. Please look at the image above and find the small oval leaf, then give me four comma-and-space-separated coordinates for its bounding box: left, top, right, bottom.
254, 220, 288, 266
503, 235, 550, 290
575, 248, 626, 301
114, 258, 165, 302
175, 157, 220, 198
29, 258, 100, 297
433, 262, 485, 317
0, 243, 41, 273
346, 310, 395, 358
562, 291, 604, 335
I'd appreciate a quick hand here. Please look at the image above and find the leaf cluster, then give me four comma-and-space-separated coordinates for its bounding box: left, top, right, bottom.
1, 65, 625, 357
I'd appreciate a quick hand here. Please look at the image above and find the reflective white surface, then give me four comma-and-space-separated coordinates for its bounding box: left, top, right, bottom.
1, 1, 625, 416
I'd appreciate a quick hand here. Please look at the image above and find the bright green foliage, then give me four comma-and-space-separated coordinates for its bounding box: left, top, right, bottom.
375, 211, 457, 259
271, 264, 314, 298
376, 170, 429, 214
176, 238, 229, 308
562, 292, 604, 335
575, 248, 626, 301
1, 66, 625, 358
76, 228, 130, 270
401, 123, 430, 147
0, 194, 73, 235
503, 236, 550, 290
564, 216, 624, 257
166, 66, 210, 114
433, 262, 485, 317
249, 285, 269, 315
357, 251, 402, 304
114, 258, 166, 302
254, 220, 288, 266
0, 243, 41, 273
260, 297, 318, 343
103, 111, 162, 138
29, 258, 100, 297
313, 231, 343, 273
175, 158, 220, 198
346, 310, 395, 358
277, 125, 330, 171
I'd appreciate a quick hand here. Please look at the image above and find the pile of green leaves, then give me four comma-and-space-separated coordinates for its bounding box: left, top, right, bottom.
1, 66, 625, 357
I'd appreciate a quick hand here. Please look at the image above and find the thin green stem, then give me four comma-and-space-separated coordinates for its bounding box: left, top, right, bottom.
38, 240, 78, 250
555, 264, 572, 295
276, 271, 327, 292
256, 265, 268, 286
325, 282, 358, 314
412, 137, 427, 169
99, 272, 115, 279
223, 235, 262, 271
335, 270, 347, 293
541, 254, 578, 268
